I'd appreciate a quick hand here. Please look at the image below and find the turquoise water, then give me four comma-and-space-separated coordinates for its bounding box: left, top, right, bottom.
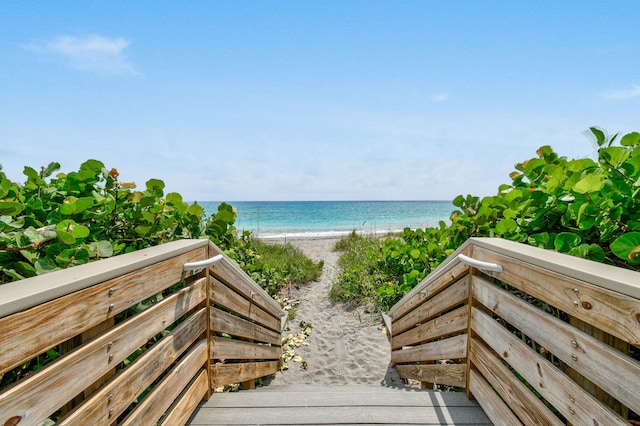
200, 201, 454, 239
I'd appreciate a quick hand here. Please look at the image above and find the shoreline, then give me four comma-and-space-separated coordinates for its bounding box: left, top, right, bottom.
254, 228, 404, 242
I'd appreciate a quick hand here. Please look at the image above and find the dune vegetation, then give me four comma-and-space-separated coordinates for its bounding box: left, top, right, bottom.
331, 128, 640, 311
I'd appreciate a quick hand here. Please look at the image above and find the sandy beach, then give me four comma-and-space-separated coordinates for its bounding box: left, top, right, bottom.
263, 236, 404, 387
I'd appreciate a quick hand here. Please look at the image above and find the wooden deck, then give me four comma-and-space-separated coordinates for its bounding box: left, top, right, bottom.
187, 384, 492, 425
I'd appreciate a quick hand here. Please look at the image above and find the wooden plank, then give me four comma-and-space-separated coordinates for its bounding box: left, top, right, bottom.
211, 307, 281, 346
471, 306, 628, 426
473, 275, 640, 415
211, 337, 280, 361
470, 337, 564, 426
472, 244, 640, 344
189, 405, 489, 425
212, 361, 280, 388
392, 277, 469, 335
395, 364, 466, 388
392, 306, 467, 350
0, 239, 209, 317
0, 279, 206, 426
58, 309, 206, 426
568, 316, 629, 418
211, 277, 281, 332
161, 368, 209, 426
389, 244, 471, 320
0, 247, 206, 376
202, 384, 483, 407
469, 368, 524, 426
391, 334, 467, 364
207, 247, 283, 318
121, 339, 208, 426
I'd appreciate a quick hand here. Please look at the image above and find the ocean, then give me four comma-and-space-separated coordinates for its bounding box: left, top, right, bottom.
200, 201, 454, 239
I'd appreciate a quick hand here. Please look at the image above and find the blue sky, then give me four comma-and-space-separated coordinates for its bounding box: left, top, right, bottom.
2, 1, 639, 201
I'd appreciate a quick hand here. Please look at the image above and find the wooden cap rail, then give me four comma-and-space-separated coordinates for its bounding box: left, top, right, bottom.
0, 239, 285, 426
0, 239, 210, 318
388, 237, 640, 425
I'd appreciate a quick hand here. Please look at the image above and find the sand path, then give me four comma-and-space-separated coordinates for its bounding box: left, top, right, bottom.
266, 237, 402, 386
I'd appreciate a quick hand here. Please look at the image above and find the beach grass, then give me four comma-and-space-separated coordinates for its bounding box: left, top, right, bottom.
252, 238, 324, 286
330, 232, 385, 308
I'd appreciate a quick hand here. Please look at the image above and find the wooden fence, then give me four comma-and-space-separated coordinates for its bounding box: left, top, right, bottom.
388, 237, 640, 425
0, 239, 284, 426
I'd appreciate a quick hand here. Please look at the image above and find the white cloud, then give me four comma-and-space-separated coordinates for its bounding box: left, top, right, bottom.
431, 92, 450, 103
600, 84, 640, 101
24, 35, 140, 76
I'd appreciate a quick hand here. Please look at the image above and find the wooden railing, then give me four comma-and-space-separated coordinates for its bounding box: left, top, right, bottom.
0, 239, 284, 426
388, 237, 640, 425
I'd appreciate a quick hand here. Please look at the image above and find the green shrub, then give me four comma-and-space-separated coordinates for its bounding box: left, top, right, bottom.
334, 128, 640, 311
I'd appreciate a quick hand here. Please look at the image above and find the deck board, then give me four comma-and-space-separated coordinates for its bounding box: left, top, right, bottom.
187, 385, 492, 425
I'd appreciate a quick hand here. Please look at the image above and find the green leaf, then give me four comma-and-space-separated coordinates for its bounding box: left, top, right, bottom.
55, 230, 76, 244
79, 159, 105, 173
503, 208, 517, 219
568, 244, 605, 262
188, 203, 205, 217
576, 203, 599, 230
495, 218, 517, 235
135, 225, 152, 235
87, 240, 114, 258
620, 131, 640, 146
56, 219, 90, 239
503, 189, 523, 203
572, 174, 604, 194
59, 197, 94, 215
34, 257, 59, 275
599, 146, 630, 167
41, 162, 61, 178
528, 232, 551, 248
14, 261, 37, 278
610, 232, 640, 265
0, 201, 24, 216
590, 127, 607, 147
145, 178, 165, 195
554, 232, 581, 253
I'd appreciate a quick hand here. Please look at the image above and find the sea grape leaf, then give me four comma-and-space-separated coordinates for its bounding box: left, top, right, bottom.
528, 232, 551, 248
0, 201, 24, 217
554, 232, 581, 253
188, 203, 205, 217
621, 131, 640, 146
573, 174, 604, 194
87, 240, 114, 258
59, 197, 93, 215
568, 244, 605, 262
590, 127, 607, 147
495, 218, 517, 235
503, 208, 517, 219
145, 178, 165, 196
34, 257, 59, 275
41, 162, 61, 178
599, 146, 630, 167
610, 232, 640, 265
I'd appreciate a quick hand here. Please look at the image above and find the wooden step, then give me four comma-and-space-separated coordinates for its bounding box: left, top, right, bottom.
187, 385, 492, 425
